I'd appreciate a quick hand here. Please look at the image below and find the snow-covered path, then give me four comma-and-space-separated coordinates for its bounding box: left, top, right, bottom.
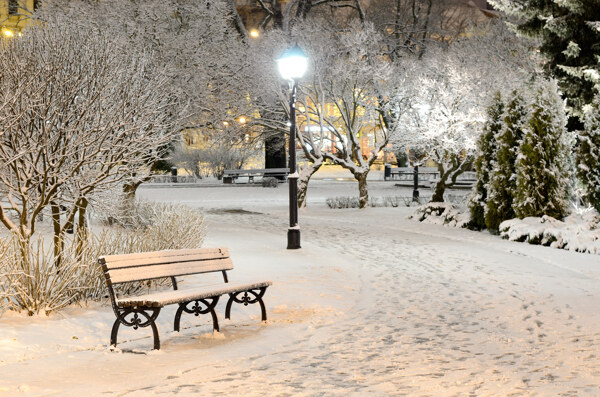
1, 179, 599, 396
162, 205, 599, 396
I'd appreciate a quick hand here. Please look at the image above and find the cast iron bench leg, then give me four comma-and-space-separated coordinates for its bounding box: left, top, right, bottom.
225, 287, 268, 322
174, 297, 220, 333
111, 307, 162, 350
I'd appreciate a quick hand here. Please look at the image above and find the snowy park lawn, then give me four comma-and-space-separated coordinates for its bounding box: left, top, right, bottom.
1, 168, 599, 396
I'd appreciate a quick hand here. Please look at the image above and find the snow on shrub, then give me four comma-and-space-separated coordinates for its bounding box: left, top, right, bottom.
499, 210, 600, 255
577, 96, 600, 213
0, 234, 94, 316
408, 202, 470, 228
262, 177, 279, 188
0, 202, 206, 315
326, 196, 427, 209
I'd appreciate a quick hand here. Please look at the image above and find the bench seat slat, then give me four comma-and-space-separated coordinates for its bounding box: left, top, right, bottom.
108, 259, 234, 284
101, 248, 228, 266
116, 281, 273, 308
102, 251, 230, 270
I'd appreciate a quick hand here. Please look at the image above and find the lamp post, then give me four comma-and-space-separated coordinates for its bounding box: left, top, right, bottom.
277, 44, 308, 250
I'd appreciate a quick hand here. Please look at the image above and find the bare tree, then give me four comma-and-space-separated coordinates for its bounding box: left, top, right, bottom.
366, 0, 485, 60
395, 31, 534, 202
0, 16, 179, 267
281, 22, 410, 208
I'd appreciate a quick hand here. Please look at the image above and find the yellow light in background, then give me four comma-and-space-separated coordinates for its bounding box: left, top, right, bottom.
249, 29, 259, 38
223, 121, 229, 126
3, 29, 14, 38
238, 117, 246, 124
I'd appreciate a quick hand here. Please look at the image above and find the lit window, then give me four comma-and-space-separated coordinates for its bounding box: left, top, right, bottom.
8, 0, 18, 15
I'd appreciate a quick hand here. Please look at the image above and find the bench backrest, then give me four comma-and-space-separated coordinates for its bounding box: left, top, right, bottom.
99, 247, 232, 285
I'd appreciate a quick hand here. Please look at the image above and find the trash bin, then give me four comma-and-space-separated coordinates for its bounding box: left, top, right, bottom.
171, 167, 178, 183
384, 164, 391, 181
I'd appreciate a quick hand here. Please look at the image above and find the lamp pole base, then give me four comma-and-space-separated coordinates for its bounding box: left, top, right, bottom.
287, 229, 301, 249
412, 189, 420, 202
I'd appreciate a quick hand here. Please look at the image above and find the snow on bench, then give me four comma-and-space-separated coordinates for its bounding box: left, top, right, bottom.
99, 247, 272, 350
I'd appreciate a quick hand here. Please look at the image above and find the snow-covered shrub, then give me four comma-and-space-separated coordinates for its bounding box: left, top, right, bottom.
0, 202, 206, 315
577, 96, 600, 212
409, 202, 471, 228
262, 177, 279, 188
96, 201, 206, 254
514, 81, 573, 220
327, 196, 426, 209
0, 237, 12, 312
469, 91, 503, 230
499, 210, 600, 255
485, 90, 527, 232
0, 235, 92, 316
326, 197, 361, 209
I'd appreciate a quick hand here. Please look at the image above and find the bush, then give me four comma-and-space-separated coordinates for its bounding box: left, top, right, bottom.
408, 202, 471, 228
0, 235, 95, 315
0, 201, 206, 315
327, 196, 429, 209
326, 196, 360, 209
499, 210, 600, 255
262, 177, 279, 188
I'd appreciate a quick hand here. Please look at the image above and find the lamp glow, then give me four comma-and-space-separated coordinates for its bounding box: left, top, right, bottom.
276, 44, 308, 81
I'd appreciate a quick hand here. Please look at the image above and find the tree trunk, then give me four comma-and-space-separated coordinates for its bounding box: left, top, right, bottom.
297, 158, 323, 208
51, 202, 63, 270
355, 172, 369, 209
122, 180, 143, 215
431, 171, 448, 203
75, 198, 89, 258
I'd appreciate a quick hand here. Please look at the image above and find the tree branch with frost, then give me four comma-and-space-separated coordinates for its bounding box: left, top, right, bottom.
0, 15, 180, 267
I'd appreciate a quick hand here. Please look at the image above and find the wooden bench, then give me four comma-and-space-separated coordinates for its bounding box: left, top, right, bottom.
99, 247, 272, 350
222, 168, 289, 184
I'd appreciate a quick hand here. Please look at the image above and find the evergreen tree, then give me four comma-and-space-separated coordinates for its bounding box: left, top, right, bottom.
485, 90, 527, 232
469, 92, 504, 230
577, 95, 600, 212
514, 80, 572, 219
491, 0, 600, 121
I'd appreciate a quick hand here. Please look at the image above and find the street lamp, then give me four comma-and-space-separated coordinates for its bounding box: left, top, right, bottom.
277, 44, 308, 250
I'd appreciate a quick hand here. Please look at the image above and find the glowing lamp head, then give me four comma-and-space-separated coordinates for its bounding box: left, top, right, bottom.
277, 44, 308, 81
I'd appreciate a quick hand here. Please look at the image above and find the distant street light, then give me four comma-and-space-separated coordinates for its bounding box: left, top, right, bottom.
277, 44, 308, 250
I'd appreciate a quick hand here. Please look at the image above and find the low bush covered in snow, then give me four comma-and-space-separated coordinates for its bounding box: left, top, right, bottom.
326, 196, 428, 209
499, 209, 600, 255
262, 177, 279, 188
408, 202, 471, 228
0, 202, 206, 316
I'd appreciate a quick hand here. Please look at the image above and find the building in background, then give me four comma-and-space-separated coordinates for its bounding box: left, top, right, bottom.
0, 0, 38, 37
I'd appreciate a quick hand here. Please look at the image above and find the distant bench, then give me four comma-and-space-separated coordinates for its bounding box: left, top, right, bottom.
222, 168, 289, 184
385, 166, 476, 188
99, 247, 272, 350
384, 166, 439, 182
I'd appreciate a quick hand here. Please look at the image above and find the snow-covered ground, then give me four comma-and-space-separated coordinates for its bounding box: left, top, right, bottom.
1, 166, 599, 396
